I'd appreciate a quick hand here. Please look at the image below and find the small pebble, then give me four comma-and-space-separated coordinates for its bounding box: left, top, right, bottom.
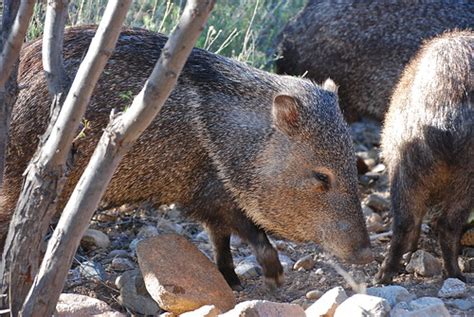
365, 193, 390, 212
293, 255, 315, 271
111, 257, 135, 271
306, 290, 323, 300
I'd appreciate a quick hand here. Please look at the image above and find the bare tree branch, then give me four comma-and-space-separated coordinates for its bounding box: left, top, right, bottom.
0, 0, 35, 187
0, 1, 131, 315
21, 0, 215, 315
43, 0, 69, 97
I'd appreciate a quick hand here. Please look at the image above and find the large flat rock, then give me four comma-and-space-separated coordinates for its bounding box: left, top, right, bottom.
137, 234, 235, 314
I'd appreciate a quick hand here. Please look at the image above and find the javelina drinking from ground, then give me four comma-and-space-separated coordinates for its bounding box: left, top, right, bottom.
376, 30, 473, 283
0, 27, 372, 289
275, 1, 474, 121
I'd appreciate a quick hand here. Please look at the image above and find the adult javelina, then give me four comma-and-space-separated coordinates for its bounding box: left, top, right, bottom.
0, 27, 372, 288
376, 30, 474, 283
275, 1, 474, 121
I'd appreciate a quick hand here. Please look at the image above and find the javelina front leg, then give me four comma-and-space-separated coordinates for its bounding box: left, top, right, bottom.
207, 228, 242, 290
436, 206, 468, 282
235, 219, 284, 288
375, 173, 425, 284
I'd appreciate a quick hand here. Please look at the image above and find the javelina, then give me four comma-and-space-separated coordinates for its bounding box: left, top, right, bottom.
0, 27, 372, 288
275, 1, 474, 121
376, 30, 473, 283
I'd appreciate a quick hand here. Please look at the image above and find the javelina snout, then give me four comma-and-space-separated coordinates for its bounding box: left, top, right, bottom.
2, 27, 371, 289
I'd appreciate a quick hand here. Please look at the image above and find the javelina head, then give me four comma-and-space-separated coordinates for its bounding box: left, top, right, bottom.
252, 79, 372, 264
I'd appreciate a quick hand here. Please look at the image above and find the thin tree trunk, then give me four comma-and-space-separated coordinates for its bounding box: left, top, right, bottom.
0, 0, 34, 187
0, 1, 131, 315
21, 0, 215, 315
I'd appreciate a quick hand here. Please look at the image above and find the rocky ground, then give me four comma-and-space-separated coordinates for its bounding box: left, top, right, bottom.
61, 119, 474, 316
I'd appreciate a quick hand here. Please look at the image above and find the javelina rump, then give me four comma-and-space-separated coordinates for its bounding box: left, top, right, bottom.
1, 27, 372, 288
276, 1, 474, 121
376, 30, 473, 283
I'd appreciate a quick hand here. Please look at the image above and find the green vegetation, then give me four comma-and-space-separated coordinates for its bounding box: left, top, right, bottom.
27, 0, 305, 69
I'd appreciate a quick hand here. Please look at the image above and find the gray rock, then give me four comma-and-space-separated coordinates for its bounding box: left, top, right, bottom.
278, 253, 294, 272
56, 293, 125, 317
405, 250, 442, 277
137, 225, 159, 240
305, 286, 347, 317
79, 260, 105, 281
235, 257, 262, 278
293, 254, 315, 271
366, 212, 385, 233
195, 231, 209, 242
111, 257, 135, 271
437, 278, 466, 298
115, 270, 160, 316
81, 228, 110, 249
230, 235, 242, 248
458, 256, 473, 273
450, 298, 473, 310
365, 193, 390, 212
335, 294, 390, 317
108, 249, 131, 258
220, 300, 305, 317
367, 285, 414, 307
390, 297, 450, 317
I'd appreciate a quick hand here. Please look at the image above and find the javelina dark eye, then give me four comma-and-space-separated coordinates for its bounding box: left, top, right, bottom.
312, 171, 330, 190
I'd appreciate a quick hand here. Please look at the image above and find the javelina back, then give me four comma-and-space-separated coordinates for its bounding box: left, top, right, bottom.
376, 30, 473, 283
0, 27, 372, 288
275, 1, 474, 121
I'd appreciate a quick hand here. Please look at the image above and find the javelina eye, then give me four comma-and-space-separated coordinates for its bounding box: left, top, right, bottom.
312, 171, 330, 190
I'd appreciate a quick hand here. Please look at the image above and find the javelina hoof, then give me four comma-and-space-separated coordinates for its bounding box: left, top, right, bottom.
374, 268, 395, 285
264, 272, 284, 290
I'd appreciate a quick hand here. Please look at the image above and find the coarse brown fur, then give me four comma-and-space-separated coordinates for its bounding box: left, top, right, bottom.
275, 0, 474, 121
0, 27, 372, 288
376, 30, 474, 283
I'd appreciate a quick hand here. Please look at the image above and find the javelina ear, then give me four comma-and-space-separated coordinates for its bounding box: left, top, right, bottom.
322, 78, 338, 93
272, 95, 300, 135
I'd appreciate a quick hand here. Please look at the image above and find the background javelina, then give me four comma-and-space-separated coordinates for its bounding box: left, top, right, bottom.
275, 0, 474, 121
376, 30, 474, 283
0, 27, 372, 288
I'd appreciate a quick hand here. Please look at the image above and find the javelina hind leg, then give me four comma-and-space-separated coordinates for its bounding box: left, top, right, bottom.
207, 227, 242, 290
235, 218, 284, 288
375, 172, 425, 284
436, 206, 468, 282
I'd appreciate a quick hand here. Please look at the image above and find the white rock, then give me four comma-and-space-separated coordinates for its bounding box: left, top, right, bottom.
305, 286, 347, 317
437, 278, 466, 298
81, 228, 110, 249
56, 293, 125, 317
390, 297, 450, 317
180, 305, 220, 317
334, 294, 390, 317
219, 300, 305, 317
367, 285, 413, 307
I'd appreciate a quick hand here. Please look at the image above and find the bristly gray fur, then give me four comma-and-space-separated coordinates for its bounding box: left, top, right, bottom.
275, 0, 474, 121
376, 30, 473, 284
